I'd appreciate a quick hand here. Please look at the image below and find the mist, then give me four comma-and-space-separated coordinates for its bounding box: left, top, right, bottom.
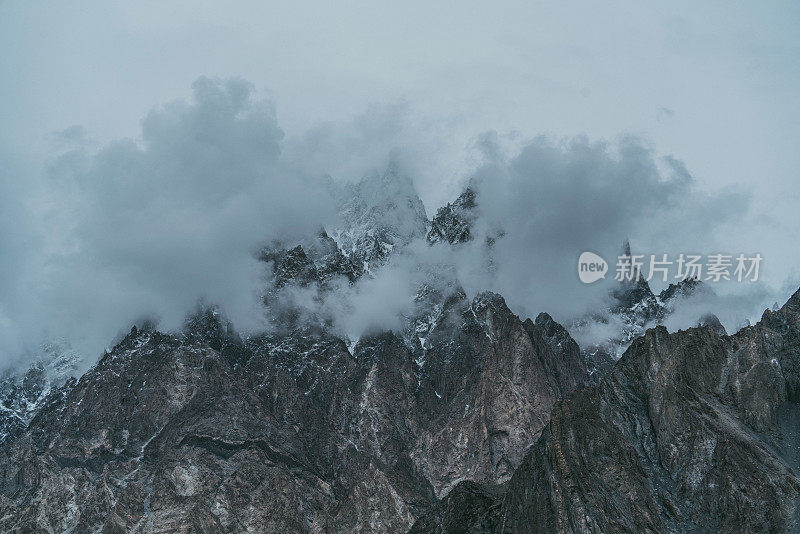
461, 135, 755, 321
0, 77, 338, 367
0, 76, 796, 372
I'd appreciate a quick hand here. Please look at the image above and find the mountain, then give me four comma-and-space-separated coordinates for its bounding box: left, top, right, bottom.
414, 287, 800, 533
0, 175, 780, 532
573, 241, 711, 382
427, 187, 476, 245
0, 291, 588, 532
331, 163, 429, 272
260, 230, 364, 289
0, 340, 79, 447
429, 196, 714, 387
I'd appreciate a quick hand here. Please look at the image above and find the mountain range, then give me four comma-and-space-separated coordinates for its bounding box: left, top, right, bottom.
0, 167, 795, 533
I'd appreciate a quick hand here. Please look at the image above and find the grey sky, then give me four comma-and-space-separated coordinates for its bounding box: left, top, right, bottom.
0, 1, 799, 363
3, 2, 799, 201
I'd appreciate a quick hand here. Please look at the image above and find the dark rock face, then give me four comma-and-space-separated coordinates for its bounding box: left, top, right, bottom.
6, 170, 786, 533
262, 244, 322, 288
306, 230, 364, 284
0, 292, 587, 532
182, 307, 250, 366
332, 164, 429, 271
611, 276, 664, 322
575, 245, 710, 383
0, 341, 79, 447
411, 293, 588, 497
698, 312, 727, 336
409, 481, 501, 534
494, 288, 800, 533
658, 276, 704, 302
5, 262, 799, 532
260, 231, 364, 291
427, 187, 476, 245
3, 330, 331, 532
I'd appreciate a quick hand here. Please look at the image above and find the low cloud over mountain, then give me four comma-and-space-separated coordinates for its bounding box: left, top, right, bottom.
0, 77, 785, 371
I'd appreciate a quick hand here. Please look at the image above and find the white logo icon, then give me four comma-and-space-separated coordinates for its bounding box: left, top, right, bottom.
578, 252, 608, 284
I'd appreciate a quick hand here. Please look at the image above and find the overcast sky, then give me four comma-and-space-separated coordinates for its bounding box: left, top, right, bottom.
3, 2, 799, 200
1, 1, 799, 363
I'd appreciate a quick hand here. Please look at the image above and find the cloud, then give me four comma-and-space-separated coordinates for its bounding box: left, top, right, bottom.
0, 77, 782, 372
661, 286, 774, 334
0, 77, 337, 366
449, 134, 752, 322
281, 101, 469, 211
187, 128, 770, 347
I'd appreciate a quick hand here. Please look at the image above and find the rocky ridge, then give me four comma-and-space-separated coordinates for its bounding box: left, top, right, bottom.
0, 175, 774, 533
330, 164, 429, 272
0, 287, 588, 532
574, 242, 712, 382
413, 287, 800, 533
0, 340, 79, 447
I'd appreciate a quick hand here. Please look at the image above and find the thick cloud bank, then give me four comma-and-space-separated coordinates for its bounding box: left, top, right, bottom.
0, 77, 789, 369
0, 77, 336, 366
300, 135, 770, 341
460, 134, 753, 321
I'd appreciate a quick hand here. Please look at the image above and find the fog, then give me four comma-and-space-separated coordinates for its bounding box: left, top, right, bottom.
2, 1, 799, 369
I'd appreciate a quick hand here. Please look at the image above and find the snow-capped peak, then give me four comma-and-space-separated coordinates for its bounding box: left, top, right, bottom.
330, 163, 428, 270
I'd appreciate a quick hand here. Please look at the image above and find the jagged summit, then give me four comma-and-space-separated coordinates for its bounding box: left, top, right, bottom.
610, 239, 661, 315
260, 230, 363, 287
659, 276, 705, 301
574, 241, 712, 379
426, 185, 507, 248
301, 229, 364, 283
0, 169, 773, 533
331, 163, 429, 271
260, 244, 320, 288
413, 286, 800, 532
0, 275, 588, 532
698, 312, 727, 335
0, 339, 80, 446
182, 305, 249, 365
259, 164, 430, 300
427, 186, 476, 245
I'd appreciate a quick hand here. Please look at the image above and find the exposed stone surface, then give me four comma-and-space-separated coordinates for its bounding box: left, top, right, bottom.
261, 244, 322, 288
573, 243, 711, 383
658, 276, 704, 303
409, 481, 501, 534
427, 187, 476, 245
260, 230, 364, 291
331, 164, 429, 271
421, 287, 800, 533
305, 230, 364, 284
0, 292, 587, 532
5, 176, 787, 533
698, 312, 727, 336
0, 340, 79, 447
411, 293, 587, 497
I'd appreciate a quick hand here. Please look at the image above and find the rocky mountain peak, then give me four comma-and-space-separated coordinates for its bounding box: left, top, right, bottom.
570, 241, 723, 386
697, 312, 727, 335
535, 312, 574, 347
0, 339, 80, 447
427, 186, 477, 245
0, 173, 785, 533
182, 305, 249, 365
0, 279, 592, 532
331, 164, 429, 270
659, 275, 705, 302
260, 243, 320, 288
415, 286, 800, 533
